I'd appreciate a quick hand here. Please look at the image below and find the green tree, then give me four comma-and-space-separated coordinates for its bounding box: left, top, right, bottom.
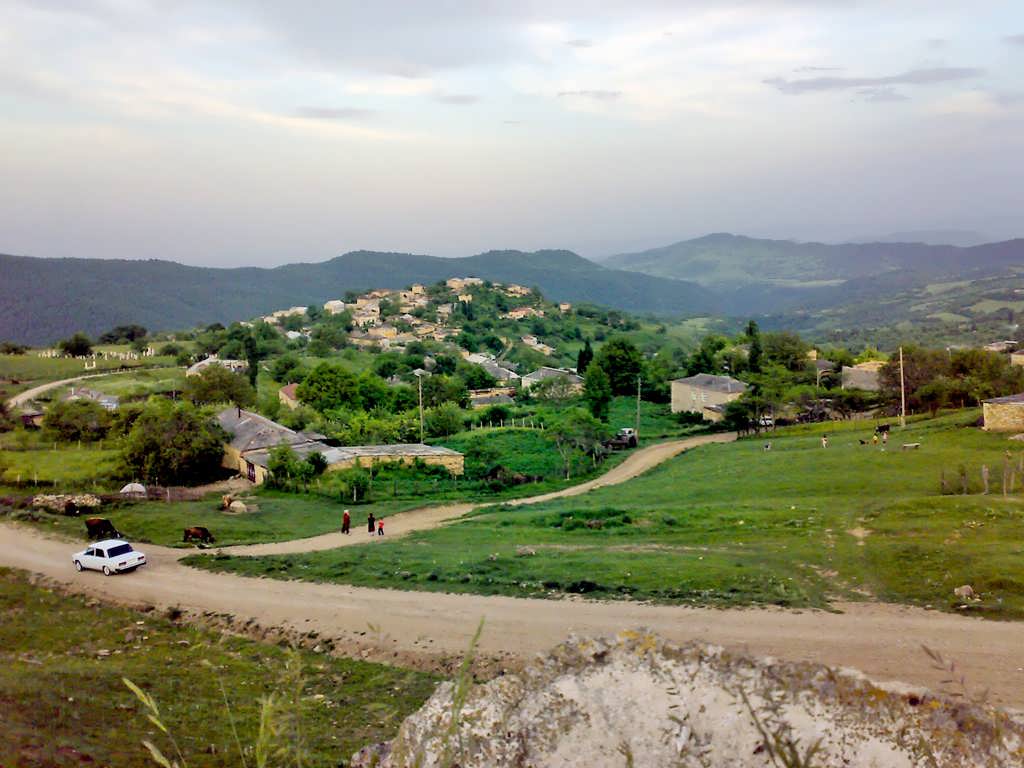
576, 339, 594, 374
594, 337, 644, 396
271, 353, 305, 384
59, 332, 93, 357
762, 331, 810, 373
99, 324, 148, 343
183, 365, 256, 407
747, 321, 763, 373
296, 362, 360, 413
121, 400, 226, 485
44, 399, 111, 442
458, 363, 497, 390
583, 362, 613, 422
548, 408, 611, 479
357, 372, 392, 412
425, 402, 465, 438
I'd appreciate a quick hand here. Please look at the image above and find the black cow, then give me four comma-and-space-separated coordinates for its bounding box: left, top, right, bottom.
84, 517, 121, 540
875, 423, 891, 434
183, 526, 215, 544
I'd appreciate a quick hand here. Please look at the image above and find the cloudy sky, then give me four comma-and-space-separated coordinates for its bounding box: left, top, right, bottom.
2, 1, 1023, 266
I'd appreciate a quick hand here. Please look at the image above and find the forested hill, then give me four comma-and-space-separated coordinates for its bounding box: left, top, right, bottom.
0, 249, 717, 345
603, 233, 1024, 288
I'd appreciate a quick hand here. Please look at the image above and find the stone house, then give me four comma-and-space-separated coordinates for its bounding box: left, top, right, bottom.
982, 393, 1024, 431
521, 367, 583, 392
186, 356, 249, 378
670, 374, 747, 422
217, 408, 463, 484
278, 383, 299, 410
840, 361, 884, 392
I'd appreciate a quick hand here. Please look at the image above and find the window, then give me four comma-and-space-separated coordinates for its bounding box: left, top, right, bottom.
94, 549, 105, 558
84, 548, 94, 557
108, 544, 133, 557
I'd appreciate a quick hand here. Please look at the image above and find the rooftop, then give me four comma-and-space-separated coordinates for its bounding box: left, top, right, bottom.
984, 393, 1024, 405
672, 373, 747, 394
217, 407, 310, 453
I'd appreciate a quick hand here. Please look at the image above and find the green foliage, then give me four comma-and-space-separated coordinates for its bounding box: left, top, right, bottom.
58, 332, 93, 357
183, 364, 255, 407
296, 362, 359, 413
583, 361, 612, 422
576, 338, 594, 374
120, 400, 226, 486
425, 402, 466, 438
43, 398, 111, 442
457, 362, 497, 390
270, 353, 305, 384
0, 341, 28, 354
594, 337, 643, 396
99, 324, 148, 343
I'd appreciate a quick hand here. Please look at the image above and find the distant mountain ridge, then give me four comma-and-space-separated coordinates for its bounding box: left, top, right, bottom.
0, 248, 716, 345
603, 233, 1024, 290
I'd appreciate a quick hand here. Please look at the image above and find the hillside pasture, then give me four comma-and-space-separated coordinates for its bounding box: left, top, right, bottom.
191, 411, 1024, 620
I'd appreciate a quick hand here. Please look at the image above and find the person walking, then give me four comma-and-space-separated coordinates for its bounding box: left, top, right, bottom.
821, 434, 829, 449
367, 511, 376, 534
377, 518, 384, 536
341, 509, 351, 535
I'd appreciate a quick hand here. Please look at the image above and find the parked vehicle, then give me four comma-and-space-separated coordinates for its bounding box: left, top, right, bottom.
604, 427, 638, 450
72, 539, 147, 575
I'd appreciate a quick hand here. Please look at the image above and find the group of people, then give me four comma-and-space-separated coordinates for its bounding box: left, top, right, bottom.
340, 508, 384, 536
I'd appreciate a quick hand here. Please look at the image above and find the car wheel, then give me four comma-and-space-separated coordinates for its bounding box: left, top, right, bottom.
102, 565, 112, 576
74, 560, 83, 572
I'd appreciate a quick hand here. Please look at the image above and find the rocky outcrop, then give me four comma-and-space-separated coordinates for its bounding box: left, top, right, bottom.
353, 631, 1023, 768
31, 494, 101, 515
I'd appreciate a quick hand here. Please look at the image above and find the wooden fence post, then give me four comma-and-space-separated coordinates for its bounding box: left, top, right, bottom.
981, 464, 989, 495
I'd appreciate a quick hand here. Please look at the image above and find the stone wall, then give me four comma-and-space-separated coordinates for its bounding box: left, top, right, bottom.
983, 402, 1024, 432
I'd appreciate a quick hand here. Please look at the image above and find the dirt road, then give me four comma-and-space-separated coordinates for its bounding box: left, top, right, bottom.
6, 369, 162, 410
4, 430, 1024, 707
224, 433, 736, 556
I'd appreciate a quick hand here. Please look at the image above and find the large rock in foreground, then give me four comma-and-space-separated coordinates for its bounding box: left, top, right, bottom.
353, 630, 1023, 768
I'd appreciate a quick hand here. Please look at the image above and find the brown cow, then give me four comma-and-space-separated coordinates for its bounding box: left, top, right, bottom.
84, 517, 121, 540
183, 526, 215, 544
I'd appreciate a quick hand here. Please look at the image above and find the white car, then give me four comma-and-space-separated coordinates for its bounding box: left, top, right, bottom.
73, 539, 147, 575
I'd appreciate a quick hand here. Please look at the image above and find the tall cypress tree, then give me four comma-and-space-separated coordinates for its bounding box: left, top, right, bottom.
576, 339, 594, 373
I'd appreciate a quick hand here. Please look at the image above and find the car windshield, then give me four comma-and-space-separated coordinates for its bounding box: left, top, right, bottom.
108, 544, 133, 557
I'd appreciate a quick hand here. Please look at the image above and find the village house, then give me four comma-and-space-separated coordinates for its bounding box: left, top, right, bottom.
670, 374, 747, 422
984, 340, 1018, 354
521, 366, 583, 392
521, 335, 556, 356
323, 299, 347, 315
504, 284, 532, 297
1011, 351, 1024, 367
558, 302, 572, 313
217, 408, 464, 484
186, 356, 249, 378
457, 293, 474, 303
469, 388, 516, 409
982, 393, 1024, 431
366, 324, 398, 340
503, 306, 545, 320
436, 303, 454, 319
278, 383, 299, 410
65, 386, 119, 411
840, 361, 884, 391
480, 360, 520, 385
446, 277, 484, 291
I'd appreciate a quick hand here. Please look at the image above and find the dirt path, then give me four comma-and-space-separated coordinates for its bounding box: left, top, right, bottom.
4, 524, 1024, 707
223, 433, 736, 556
4, 430, 1024, 707
6, 369, 164, 410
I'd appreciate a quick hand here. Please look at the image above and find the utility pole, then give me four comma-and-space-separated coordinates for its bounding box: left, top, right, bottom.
416, 371, 425, 443
635, 375, 642, 441
899, 345, 906, 429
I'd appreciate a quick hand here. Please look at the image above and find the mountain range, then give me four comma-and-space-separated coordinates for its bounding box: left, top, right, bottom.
4, 234, 1024, 346
0, 249, 715, 345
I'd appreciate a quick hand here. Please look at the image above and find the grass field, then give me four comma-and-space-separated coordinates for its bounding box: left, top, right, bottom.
190, 411, 1024, 620
0, 444, 122, 489
5, 492, 427, 548
0, 347, 180, 400
0, 567, 437, 767
60, 366, 187, 398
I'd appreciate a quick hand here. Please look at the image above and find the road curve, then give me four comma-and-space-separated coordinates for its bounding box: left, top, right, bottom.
223, 432, 736, 556
3, 430, 1024, 708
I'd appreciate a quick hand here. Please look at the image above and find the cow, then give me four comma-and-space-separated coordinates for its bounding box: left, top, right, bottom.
84, 517, 121, 540
183, 526, 215, 544
875, 423, 891, 434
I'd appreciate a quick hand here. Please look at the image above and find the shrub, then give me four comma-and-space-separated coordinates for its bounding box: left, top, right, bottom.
44, 399, 111, 442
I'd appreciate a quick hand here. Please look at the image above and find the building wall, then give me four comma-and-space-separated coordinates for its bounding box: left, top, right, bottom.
278, 390, 299, 410
1011, 353, 1024, 368
670, 381, 743, 418
326, 453, 464, 476
982, 402, 1024, 432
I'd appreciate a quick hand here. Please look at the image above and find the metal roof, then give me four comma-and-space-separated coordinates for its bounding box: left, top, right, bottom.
672, 374, 747, 394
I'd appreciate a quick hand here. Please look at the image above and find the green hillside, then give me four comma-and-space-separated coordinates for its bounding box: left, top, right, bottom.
0, 249, 716, 345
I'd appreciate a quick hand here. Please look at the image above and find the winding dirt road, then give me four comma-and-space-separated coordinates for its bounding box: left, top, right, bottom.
3, 432, 1024, 707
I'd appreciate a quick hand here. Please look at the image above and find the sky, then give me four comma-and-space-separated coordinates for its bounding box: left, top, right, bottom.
1, 0, 1023, 267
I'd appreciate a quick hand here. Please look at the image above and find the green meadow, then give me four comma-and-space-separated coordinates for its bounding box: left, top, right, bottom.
0, 567, 437, 767
190, 411, 1024, 619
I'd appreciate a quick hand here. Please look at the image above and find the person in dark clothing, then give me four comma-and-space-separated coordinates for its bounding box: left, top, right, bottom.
367, 512, 376, 534
342, 509, 351, 535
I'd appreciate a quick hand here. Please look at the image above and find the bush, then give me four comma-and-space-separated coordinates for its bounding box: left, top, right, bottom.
58, 332, 92, 357
425, 403, 466, 438
120, 400, 227, 485
44, 399, 111, 442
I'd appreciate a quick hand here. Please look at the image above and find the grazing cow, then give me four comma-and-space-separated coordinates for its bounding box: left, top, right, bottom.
84, 517, 120, 540
183, 526, 215, 544
875, 423, 891, 434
